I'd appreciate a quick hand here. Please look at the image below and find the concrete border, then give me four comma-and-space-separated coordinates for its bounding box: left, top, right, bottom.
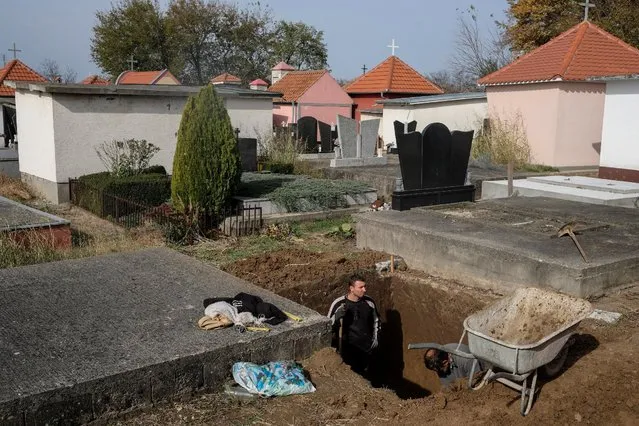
355, 199, 639, 297
0, 248, 330, 424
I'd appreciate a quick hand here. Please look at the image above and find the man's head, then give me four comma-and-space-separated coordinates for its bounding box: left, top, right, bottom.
348, 274, 367, 301
424, 349, 451, 377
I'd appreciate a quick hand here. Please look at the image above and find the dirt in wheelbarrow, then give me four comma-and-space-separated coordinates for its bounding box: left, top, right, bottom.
117, 248, 639, 426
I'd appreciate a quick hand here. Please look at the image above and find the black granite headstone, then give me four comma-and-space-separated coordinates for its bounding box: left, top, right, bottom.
407, 120, 417, 133
450, 130, 474, 185
297, 116, 318, 153
237, 138, 257, 171
393, 122, 475, 210
396, 132, 423, 190
318, 121, 333, 153
393, 120, 405, 145
422, 123, 452, 188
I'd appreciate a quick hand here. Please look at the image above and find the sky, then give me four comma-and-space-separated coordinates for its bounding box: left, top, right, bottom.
0, 0, 509, 81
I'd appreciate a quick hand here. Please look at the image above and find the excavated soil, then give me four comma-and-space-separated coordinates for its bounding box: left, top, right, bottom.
117, 248, 639, 425
224, 248, 489, 396
468, 287, 593, 345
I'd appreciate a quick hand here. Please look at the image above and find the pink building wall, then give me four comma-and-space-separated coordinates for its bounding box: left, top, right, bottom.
486, 82, 604, 167
272, 73, 352, 127
487, 84, 560, 166
554, 82, 605, 167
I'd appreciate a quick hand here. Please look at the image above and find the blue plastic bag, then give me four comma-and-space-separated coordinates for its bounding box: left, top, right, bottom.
232, 361, 316, 397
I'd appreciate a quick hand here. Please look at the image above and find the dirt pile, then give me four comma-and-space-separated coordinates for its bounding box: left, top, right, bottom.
221, 248, 389, 294
467, 288, 593, 345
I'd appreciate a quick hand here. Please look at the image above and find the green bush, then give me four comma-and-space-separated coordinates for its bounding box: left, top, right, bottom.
171, 85, 241, 215
77, 172, 170, 216
262, 161, 294, 174
142, 165, 167, 175
269, 179, 371, 212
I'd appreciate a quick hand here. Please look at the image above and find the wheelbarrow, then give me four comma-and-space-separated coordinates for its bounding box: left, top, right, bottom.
409, 288, 592, 416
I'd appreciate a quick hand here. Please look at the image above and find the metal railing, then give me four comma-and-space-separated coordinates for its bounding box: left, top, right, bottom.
68, 178, 263, 237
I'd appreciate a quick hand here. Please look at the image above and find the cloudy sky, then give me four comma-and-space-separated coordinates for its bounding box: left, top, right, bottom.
1, 0, 509, 81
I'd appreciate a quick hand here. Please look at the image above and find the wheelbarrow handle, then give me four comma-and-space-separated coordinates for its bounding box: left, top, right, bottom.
407, 343, 477, 359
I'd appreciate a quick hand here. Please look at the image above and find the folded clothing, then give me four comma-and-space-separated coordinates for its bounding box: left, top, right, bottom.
203, 292, 288, 325
204, 301, 262, 326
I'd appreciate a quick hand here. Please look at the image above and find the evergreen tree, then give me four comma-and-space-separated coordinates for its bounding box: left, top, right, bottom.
171, 85, 241, 215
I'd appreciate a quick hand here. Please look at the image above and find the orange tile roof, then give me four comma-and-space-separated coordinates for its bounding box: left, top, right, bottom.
345, 56, 443, 95
210, 72, 241, 84
479, 21, 639, 86
272, 61, 295, 71
115, 69, 180, 85
267, 70, 327, 102
0, 59, 47, 97
80, 75, 110, 85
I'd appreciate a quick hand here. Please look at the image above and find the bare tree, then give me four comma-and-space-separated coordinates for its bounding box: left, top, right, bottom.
450, 6, 511, 86
39, 58, 77, 83
427, 69, 478, 93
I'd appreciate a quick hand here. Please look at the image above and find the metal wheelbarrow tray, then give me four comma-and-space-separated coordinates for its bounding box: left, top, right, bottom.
410, 287, 592, 416
464, 287, 592, 375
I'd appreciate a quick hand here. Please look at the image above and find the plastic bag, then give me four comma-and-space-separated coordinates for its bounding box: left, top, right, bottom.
231, 361, 316, 397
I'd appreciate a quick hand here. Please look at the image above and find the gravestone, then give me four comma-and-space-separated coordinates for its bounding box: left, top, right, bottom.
318, 121, 333, 153
393, 120, 417, 144
396, 132, 422, 190
237, 138, 257, 171
336, 115, 358, 158
393, 122, 475, 210
422, 123, 452, 188
330, 115, 387, 167
297, 116, 318, 153
450, 130, 474, 186
361, 119, 380, 158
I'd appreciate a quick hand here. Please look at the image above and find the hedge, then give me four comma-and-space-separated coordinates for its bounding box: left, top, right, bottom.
76, 172, 171, 217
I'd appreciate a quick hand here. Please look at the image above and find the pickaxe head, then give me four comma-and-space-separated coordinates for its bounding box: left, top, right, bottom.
557, 221, 576, 238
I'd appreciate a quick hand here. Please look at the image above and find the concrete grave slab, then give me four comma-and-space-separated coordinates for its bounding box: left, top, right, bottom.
356, 197, 639, 297
0, 248, 329, 424
0, 196, 71, 248
482, 175, 639, 208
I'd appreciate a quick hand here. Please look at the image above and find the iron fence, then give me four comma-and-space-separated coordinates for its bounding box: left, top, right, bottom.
68, 178, 263, 237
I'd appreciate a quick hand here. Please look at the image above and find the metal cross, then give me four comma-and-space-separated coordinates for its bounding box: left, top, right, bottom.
361, 64, 368, 74
8, 42, 21, 59
387, 39, 399, 56
580, 0, 595, 21
127, 55, 138, 70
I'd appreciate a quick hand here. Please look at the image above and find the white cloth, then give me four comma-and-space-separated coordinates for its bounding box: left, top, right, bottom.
204, 301, 264, 326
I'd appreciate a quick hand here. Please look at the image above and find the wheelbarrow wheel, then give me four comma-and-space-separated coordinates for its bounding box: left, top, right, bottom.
542, 341, 571, 378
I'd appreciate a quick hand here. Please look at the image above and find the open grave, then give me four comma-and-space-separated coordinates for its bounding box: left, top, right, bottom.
0, 195, 71, 248
221, 250, 494, 398
355, 197, 639, 297
482, 175, 639, 208
0, 248, 329, 424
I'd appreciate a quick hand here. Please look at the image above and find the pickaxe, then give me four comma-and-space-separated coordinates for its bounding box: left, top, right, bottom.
556, 222, 589, 263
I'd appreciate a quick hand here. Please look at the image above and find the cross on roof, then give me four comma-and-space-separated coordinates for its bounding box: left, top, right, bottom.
127, 55, 137, 70
387, 39, 399, 56
8, 42, 21, 59
580, 0, 595, 21
361, 64, 367, 74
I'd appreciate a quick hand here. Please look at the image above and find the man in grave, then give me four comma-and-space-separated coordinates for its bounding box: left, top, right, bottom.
327, 274, 381, 375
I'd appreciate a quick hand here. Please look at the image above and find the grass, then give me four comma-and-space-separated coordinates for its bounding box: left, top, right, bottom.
0, 173, 35, 201
0, 231, 66, 268
517, 164, 560, 173
291, 216, 353, 234
181, 216, 355, 267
